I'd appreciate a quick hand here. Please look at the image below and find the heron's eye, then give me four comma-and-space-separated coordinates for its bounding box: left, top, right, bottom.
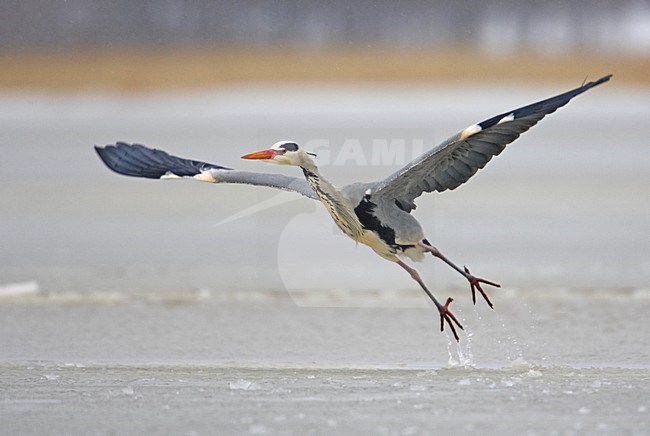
279, 142, 299, 152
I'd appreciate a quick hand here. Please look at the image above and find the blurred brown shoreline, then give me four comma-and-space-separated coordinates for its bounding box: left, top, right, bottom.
1, 47, 647, 91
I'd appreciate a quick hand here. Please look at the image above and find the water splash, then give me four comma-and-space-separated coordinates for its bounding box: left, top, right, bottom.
446, 334, 459, 367
456, 329, 475, 368
445, 310, 475, 368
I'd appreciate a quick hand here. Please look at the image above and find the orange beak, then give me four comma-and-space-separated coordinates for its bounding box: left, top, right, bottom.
241, 149, 279, 160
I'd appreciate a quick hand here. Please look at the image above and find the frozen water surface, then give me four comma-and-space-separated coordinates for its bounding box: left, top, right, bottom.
0, 297, 648, 435
0, 358, 648, 435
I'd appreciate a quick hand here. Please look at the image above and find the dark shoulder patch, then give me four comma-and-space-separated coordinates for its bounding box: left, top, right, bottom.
354, 197, 396, 247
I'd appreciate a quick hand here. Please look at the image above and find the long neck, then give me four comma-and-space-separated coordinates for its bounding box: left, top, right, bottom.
299, 160, 364, 240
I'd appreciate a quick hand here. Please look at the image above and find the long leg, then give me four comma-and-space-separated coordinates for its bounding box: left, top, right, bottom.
418, 240, 500, 309
396, 260, 463, 341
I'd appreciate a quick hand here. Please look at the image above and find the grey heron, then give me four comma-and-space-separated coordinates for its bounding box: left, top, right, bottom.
95, 74, 611, 341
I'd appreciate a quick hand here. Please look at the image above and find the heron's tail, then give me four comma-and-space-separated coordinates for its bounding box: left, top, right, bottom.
94, 142, 230, 179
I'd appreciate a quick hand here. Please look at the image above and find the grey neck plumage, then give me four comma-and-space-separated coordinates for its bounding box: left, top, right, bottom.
299, 162, 364, 240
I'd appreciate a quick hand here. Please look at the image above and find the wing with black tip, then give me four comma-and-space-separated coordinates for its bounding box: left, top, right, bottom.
95, 142, 317, 200
372, 75, 612, 212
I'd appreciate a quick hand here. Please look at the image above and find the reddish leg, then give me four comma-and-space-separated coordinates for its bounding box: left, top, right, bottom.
418, 241, 501, 309
396, 260, 464, 341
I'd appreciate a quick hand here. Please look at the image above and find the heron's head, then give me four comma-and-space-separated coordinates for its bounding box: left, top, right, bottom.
241, 141, 314, 166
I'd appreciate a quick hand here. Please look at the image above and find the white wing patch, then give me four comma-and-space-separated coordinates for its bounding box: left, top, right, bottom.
497, 113, 515, 124
160, 171, 217, 182
193, 172, 217, 183
460, 124, 482, 141
161, 172, 182, 179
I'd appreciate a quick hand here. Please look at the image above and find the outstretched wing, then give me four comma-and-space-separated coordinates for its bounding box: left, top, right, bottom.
95, 142, 317, 200
372, 75, 612, 212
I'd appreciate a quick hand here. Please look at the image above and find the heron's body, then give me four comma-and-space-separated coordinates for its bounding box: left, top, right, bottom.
95, 75, 611, 341
299, 159, 425, 262
353, 190, 426, 262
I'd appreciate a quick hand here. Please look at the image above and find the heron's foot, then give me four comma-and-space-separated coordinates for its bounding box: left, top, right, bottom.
463, 266, 500, 309
438, 297, 464, 342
